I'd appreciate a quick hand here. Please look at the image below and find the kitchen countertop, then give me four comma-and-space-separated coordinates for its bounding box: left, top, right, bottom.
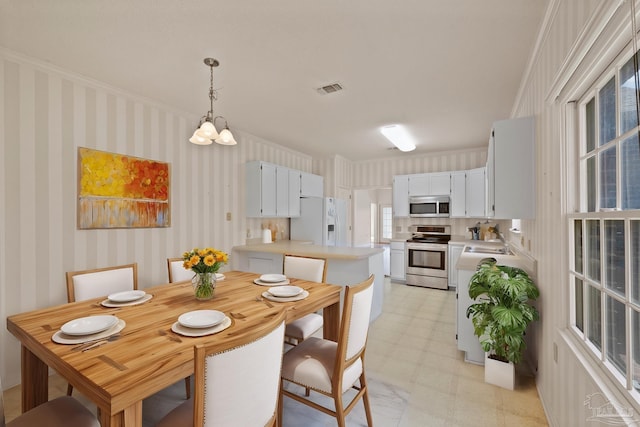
232, 241, 384, 260
455, 240, 537, 278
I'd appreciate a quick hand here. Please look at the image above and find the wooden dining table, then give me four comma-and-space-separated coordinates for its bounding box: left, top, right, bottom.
6, 270, 342, 427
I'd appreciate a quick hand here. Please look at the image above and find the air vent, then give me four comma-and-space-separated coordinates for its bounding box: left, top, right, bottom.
316, 82, 343, 95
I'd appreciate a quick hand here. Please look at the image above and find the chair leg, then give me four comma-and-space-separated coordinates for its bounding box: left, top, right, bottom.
66, 383, 73, 396
360, 375, 373, 427
184, 376, 191, 399
334, 393, 346, 427
278, 379, 284, 427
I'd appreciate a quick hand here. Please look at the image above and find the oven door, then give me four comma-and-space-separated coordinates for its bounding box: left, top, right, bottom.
406, 243, 448, 278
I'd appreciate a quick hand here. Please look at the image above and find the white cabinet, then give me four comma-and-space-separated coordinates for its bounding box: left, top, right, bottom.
430, 172, 452, 195
447, 242, 464, 288
457, 268, 485, 364
392, 175, 409, 217
450, 171, 467, 217
246, 161, 303, 218
466, 167, 486, 218
390, 240, 406, 281
288, 169, 301, 217
486, 116, 535, 219
408, 174, 429, 196
300, 172, 324, 197
408, 172, 451, 196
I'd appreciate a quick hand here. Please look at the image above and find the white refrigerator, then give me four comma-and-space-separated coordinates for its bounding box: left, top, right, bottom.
290, 197, 348, 246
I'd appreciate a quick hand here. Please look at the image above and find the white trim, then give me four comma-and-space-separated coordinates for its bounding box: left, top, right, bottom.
546, 0, 626, 104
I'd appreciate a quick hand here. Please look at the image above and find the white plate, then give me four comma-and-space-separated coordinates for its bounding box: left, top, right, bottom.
171, 317, 232, 337
261, 290, 309, 302
53, 319, 126, 344
108, 290, 146, 302
259, 274, 287, 283
268, 285, 303, 298
101, 293, 153, 308
60, 315, 119, 336
253, 278, 290, 286
178, 310, 226, 329
215, 273, 225, 281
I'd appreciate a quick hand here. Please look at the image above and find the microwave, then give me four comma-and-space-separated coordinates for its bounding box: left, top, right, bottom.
409, 195, 450, 217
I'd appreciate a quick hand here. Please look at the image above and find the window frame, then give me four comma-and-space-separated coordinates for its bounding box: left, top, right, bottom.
568, 41, 640, 402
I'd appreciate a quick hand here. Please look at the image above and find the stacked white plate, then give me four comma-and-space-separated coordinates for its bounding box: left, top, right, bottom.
108, 290, 146, 303
267, 285, 304, 298
262, 285, 309, 302
172, 309, 231, 337
53, 314, 126, 344
101, 290, 151, 307
61, 315, 119, 336
253, 273, 290, 286
178, 310, 226, 329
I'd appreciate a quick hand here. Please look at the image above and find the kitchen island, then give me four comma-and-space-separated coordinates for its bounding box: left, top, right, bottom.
232, 241, 385, 321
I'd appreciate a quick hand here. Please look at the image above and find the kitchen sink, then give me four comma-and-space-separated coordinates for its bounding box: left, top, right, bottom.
464, 246, 514, 255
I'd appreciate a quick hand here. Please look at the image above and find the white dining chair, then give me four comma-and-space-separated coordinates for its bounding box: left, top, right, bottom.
156, 310, 287, 427
0, 375, 99, 427
66, 263, 138, 304
279, 274, 375, 427
282, 254, 326, 345
167, 257, 195, 283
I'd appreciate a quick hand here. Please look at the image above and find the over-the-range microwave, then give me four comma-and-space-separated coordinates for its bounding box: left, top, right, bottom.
409, 195, 450, 218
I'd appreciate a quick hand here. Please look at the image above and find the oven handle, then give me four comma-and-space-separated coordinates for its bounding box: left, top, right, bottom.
406, 243, 448, 251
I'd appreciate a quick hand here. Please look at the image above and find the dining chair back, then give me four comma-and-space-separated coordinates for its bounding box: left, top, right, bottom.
283, 254, 326, 282
0, 375, 100, 427
167, 257, 194, 283
282, 255, 327, 345
156, 310, 287, 427
279, 274, 375, 427
66, 263, 138, 303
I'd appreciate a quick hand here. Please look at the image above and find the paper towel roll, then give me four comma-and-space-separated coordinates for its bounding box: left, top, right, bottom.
262, 228, 272, 243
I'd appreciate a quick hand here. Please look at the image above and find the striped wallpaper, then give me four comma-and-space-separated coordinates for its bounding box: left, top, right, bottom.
2, 2, 634, 425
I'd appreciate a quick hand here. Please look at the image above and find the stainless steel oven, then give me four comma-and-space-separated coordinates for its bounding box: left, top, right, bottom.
405, 225, 451, 289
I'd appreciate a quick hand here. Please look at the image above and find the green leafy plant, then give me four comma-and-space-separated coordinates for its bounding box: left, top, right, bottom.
466, 259, 539, 364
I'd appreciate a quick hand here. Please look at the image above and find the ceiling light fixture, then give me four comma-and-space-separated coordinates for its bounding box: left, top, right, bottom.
380, 124, 416, 152
189, 58, 237, 146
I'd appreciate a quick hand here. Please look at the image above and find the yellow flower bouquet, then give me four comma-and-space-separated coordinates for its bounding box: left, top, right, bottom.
182, 247, 228, 300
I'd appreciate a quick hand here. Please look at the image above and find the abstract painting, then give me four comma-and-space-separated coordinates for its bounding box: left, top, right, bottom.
77, 147, 170, 229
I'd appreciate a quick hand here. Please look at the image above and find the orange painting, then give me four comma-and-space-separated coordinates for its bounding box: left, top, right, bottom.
77, 147, 170, 229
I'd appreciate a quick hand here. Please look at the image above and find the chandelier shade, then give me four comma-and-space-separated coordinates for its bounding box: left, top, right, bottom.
190, 58, 236, 146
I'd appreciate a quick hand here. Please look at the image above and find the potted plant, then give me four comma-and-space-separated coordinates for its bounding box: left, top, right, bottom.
465, 258, 539, 390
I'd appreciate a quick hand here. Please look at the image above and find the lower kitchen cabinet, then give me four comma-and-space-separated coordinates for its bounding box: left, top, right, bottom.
447, 242, 464, 288
390, 240, 406, 281
457, 268, 486, 365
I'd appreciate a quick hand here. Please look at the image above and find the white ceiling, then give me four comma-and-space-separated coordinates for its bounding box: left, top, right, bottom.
0, 0, 548, 161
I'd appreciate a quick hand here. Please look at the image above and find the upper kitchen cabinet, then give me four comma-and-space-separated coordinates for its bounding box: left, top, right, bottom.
486, 116, 535, 219
300, 172, 323, 197
408, 172, 451, 196
246, 161, 302, 218
393, 175, 410, 217
466, 167, 486, 218
450, 170, 466, 217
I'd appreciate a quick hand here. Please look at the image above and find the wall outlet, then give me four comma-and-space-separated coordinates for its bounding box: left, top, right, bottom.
246, 228, 251, 238
528, 239, 531, 251
553, 342, 558, 363
226, 212, 232, 221
520, 236, 525, 247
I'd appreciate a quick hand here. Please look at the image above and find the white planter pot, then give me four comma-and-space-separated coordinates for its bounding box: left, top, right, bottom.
484, 352, 515, 390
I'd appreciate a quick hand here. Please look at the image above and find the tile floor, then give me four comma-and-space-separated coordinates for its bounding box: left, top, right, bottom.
3, 278, 549, 426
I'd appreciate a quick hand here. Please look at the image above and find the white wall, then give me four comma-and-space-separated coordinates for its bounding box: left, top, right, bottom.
0, 48, 314, 388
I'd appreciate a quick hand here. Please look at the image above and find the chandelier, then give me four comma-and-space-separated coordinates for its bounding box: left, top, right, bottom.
189, 58, 237, 146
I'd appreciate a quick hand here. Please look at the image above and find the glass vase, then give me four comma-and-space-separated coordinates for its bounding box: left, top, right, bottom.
192, 272, 216, 300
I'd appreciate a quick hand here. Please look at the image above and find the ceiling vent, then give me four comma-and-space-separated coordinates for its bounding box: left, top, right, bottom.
316, 82, 343, 95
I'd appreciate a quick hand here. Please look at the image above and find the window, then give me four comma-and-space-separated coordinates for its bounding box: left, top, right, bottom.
381, 206, 392, 240
570, 47, 640, 398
